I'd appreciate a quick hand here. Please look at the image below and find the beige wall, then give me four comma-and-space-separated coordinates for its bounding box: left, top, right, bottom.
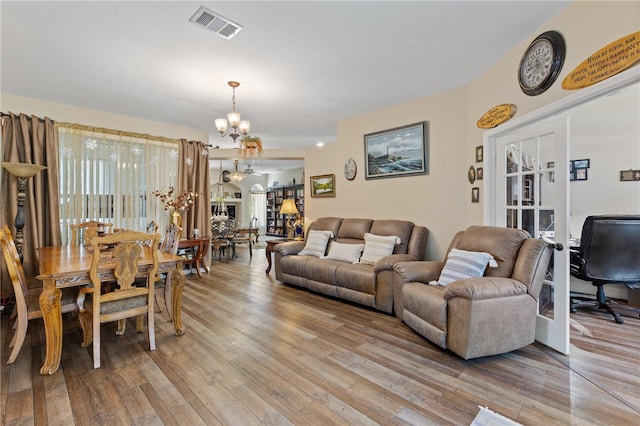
306, 0, 640, 260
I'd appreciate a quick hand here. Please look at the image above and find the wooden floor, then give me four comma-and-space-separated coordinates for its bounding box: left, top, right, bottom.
2, 246, 639, 425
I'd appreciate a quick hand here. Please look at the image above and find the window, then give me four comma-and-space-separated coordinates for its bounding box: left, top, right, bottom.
57, 126, 178, 244
250, 183, 266, 234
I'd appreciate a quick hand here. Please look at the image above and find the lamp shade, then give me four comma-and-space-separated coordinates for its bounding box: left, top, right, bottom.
215, 118, 228, 134
2, 162, 47, 178
279, 198, 299, 215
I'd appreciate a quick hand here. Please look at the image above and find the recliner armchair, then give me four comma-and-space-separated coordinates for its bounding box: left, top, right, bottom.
393, 225, 552, 359
570, 215, 640, 324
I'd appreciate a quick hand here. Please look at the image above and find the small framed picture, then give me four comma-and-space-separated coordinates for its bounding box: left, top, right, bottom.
573, 159, 590, 169
310, 174, 336, 197
575, 168, 588, 181
475, 145, 483, 163
477, 167, 483, 180
471, 187, 479, 203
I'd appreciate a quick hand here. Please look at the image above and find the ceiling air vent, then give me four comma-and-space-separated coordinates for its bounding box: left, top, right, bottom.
189, 6, 243, 40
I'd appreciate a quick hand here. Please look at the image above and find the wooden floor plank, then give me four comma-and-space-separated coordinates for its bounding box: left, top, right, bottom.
2, 245, 639, 425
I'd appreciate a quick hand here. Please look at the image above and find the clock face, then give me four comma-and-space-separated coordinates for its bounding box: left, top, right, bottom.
518, 31, 565, 96
344, 158, 357, 180
520, 39, 553, 89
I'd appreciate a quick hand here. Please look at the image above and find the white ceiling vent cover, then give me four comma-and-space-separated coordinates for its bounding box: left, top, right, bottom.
189, 6, 243, 40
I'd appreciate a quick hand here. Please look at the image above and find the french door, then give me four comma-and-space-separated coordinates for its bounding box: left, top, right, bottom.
494, 118, 570, 354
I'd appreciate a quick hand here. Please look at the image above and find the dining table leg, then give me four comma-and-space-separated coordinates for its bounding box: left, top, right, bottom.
38, 279, 63, 375
169, 269, 186, 335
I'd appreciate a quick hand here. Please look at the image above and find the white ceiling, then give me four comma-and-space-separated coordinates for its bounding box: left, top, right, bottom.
1, 1, 569, 174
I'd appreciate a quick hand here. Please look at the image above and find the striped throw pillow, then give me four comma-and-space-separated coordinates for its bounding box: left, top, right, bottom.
298, 230, 334, 257
359, 233, 400, 265
432, 248, 498, 286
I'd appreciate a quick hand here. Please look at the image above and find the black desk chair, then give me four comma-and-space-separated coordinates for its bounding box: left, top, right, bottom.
570, 215, 640, 324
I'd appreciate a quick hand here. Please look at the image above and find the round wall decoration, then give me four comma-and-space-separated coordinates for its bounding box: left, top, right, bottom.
518, 30, 566, 96
344, 158, 357, 181
468, 165, 476, 184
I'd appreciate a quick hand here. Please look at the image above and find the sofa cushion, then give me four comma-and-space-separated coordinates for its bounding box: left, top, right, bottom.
325, 242, 364, 263
335, 263, 376, 294
336, 218, 373, 242
299, 230, 334, 257
308, 217, 343, 237
305, 258, 340, 285
456, 226, 529, 278
369, 220, 414, 254
359, 233, 400, 265
432, 249, 498, 286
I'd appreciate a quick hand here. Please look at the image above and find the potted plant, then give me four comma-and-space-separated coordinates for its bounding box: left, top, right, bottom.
238, 135, 263, 159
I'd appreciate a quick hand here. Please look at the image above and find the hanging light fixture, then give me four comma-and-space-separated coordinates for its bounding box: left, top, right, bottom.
228, 159, 246, 183
215, 81, 250, 142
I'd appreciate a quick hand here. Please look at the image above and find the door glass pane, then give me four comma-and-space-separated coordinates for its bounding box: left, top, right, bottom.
521, 138, 537, 172
506, 208, 518, 228
522, 209, 535, 236
506, 144, 519, 173
506, 176, 518, 206
523, 174, 535, 206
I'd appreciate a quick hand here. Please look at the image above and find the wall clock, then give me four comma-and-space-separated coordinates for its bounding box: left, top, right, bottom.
518, 30, 566, 96
344, 158, 357, 181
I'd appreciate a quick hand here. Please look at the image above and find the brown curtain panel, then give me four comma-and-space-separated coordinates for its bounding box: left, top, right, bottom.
178, 140, 211, 241
1, 113, 61, 295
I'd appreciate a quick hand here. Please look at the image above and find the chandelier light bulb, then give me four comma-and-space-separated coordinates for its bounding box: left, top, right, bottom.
216, 81, 252, 142
227, 112, 241, 128
239, 120, 250, 135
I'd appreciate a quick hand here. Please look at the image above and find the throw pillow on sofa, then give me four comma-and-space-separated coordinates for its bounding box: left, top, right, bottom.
430, 248, 498, 286
359, 233, 400, 265
298, 230, 334, 257
324, 242, 364, 263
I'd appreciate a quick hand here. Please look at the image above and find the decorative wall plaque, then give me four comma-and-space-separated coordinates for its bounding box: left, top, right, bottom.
477, 104, 517, 129
562, 31, 640, 90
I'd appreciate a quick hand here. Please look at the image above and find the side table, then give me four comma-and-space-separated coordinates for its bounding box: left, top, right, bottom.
265, 238, 293, 274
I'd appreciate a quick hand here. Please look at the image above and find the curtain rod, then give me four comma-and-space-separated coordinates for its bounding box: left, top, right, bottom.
56, 121, 182, 144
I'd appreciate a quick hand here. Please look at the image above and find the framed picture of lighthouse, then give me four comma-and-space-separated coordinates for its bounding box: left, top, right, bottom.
364, 121, 428, 180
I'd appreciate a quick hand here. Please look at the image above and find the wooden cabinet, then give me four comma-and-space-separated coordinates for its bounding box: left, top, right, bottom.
266, 184, 304, 236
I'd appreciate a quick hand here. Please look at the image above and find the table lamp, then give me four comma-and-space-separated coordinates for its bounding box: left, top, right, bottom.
2, 162, 47, 262
279, 198, 299, 239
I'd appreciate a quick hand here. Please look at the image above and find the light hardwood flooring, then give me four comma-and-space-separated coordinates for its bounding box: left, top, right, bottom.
2, 246, 639, 425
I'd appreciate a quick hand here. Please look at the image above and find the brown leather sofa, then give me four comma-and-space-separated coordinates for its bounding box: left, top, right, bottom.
274, 217, 429, 313
393, 225, 552, 359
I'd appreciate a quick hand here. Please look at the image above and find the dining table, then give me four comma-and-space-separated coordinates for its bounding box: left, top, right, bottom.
36, 244, 186, 375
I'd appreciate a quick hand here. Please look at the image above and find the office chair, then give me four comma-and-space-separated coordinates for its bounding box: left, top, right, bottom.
570, 215, 640, 324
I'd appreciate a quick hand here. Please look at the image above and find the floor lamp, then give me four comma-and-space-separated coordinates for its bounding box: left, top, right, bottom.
279, 198, 299, 239
2, 162, 47, 262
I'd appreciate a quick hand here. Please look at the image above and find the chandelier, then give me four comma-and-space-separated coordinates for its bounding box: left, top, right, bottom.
215, 81, 250, 142
228, 159, 246, 183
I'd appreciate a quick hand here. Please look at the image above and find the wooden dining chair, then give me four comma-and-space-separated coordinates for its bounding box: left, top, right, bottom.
211, 219, 233, 261
77, 230, 160, 369
229, 217, 256, 258
69, 221, 113, 245
154, 223, 181, 312
0, 225, 79, 364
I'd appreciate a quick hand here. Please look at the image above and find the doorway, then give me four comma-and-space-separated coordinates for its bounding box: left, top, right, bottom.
484, 69, 640, 354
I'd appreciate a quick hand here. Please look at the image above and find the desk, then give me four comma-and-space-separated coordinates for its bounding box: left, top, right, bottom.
265, 238, 293, 274
37, 245, 185, 375
178, 238, 209, 277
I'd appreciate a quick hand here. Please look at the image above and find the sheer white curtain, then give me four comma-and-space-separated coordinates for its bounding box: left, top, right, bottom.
57, 126, 178, 244
250, 183, 266, 235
